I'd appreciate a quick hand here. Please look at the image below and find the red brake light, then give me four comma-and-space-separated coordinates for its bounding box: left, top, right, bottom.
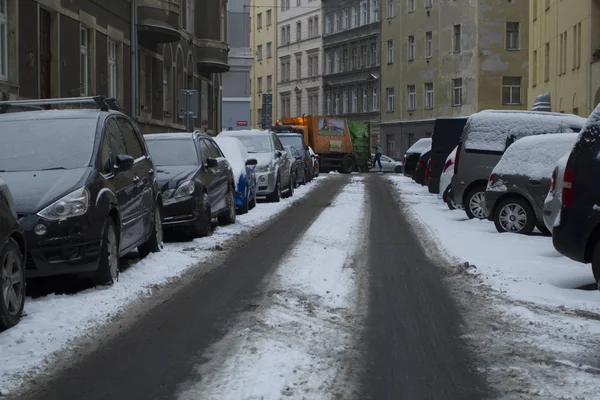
442, 158, 454, 173
402, 155, 406, 165
562, 168, 574, 206
489, 173, 496, 183
425, 160, 432, 183
454, 142, 462, 175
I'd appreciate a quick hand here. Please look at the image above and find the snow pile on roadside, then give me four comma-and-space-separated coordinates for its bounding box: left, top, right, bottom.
0, 177, 328, 396
387, 175, 600, 312
178, 177, 367, 400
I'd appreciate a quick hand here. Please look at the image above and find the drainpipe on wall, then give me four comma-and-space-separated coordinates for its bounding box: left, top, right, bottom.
130, 0, 138, 119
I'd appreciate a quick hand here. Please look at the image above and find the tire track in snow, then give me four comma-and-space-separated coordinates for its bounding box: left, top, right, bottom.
176, 178, 368, 400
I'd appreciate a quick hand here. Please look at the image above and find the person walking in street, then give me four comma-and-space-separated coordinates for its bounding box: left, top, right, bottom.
373, 144, 383, 172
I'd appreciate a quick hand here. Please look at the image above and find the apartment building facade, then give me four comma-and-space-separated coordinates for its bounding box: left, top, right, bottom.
223, 0, 253, 130
250, 0, 277, 128
2, 0, 229, 134
322, 0, 381, 144
276, 0, 323, 119
379, 0, 529, 159
528, 0, 600, 116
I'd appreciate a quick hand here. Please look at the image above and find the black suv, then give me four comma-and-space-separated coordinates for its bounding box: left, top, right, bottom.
0, 96, 163, 285
0, 178, 26, 329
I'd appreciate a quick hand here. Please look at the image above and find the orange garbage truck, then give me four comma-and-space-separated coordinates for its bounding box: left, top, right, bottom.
273, 116, 371, 173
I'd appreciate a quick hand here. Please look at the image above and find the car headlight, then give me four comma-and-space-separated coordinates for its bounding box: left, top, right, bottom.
37, 187, 89, 221
174, 180, 195, 198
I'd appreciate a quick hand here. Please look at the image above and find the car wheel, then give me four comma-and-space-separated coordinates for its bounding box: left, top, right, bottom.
266, 176, 281, 203
464, 185, 489, 220
138, 206, 164, 258
238, 189, 249, 215
0, 239, 25, 329
394, 165, 402, 173
218, 186, 237, 225
249, 190, 257, 209
340, 155, 355, 173
284, 174, 295, 198
493, 197, 536, 235
446, 197, 456, 210
194, 193, 212, 237
95, 219, 120, 286
536, 223, 551, 236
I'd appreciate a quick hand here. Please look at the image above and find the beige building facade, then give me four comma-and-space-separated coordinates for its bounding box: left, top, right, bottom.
380, 0, 529, 159
250, 0, 278, 128
528, 0, 600, 116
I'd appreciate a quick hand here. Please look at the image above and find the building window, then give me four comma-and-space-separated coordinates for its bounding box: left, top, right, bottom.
532, 50, 537, 85
362, 88, 368, 112
386, 87, 394, 111
408, 0, 415, 13
297, 21, 301, 41
425, 31, 432, 58
257, 77, 263, 92
372, 0, 379, 21
140, 54, 152, 110
502, 76, 522, 105
267, 9, 272, 26
297, 0, 300, 6
308, 18, 313, 37
343, 9, 349, 29
335, 50, 340, 73
186, 0, 195, 33
353, 7, 359, 27
425, 0, 432, 8
257, 44, 263, 60
544, 42, 550, 81
296, 56, 302, 78
388, 0, 394, 18
267, 75, 272, 91
424, 82, 433, 109
327, 53, 333, 74
343, 90, 348, 113
361, 1, 368, 25
362, 45, 367, 67
506, 22, 519, 50
372, 42, 378, 66
281, 0, 290, 11
387, 40, 394, 64
408, 35, 415, 61
326, 14, 332, 34
453, 24, 461, 52
326, 94, 331, 114
297, 94, 302, 116
352, 88, 357, 112
108, 40, 118, 99
257, 13, 263, 29
407, 85, 415, 110
334, 92, 340, 114
452, 78, 462, 106
267, 42, 272, 58
163, 63, 172, 115
333, 12, 339, 33
80, 27, 91, 96
336, 11, 342, 31
372, 87, 378, 110
0, 0, 7, 80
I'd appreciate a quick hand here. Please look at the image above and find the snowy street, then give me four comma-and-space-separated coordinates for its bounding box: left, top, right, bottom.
3, 174, 600, 399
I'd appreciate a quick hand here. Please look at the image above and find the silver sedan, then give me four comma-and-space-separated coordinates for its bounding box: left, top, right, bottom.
370, 154, 403, 173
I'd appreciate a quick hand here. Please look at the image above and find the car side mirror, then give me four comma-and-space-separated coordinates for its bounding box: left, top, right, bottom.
276, 150, 282, 158
206, 158, 218, 168
246, 158, 258, 166
115, 154, 134, 172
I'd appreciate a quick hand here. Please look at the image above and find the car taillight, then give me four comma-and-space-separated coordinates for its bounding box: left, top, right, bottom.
562, 168, 574, 206
489, 173, 496, 183
454, 142, 462, 175
442, 158, 454, 173
549, 168, 557, 193
402, 155, 406, 165
425, 160, 432, 183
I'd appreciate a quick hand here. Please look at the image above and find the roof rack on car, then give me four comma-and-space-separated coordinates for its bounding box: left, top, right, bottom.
0, 96, 121, 114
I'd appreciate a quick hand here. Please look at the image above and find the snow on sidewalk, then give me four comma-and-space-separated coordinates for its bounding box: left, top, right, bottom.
178, 176, 367, 400
0, 178, 327, 396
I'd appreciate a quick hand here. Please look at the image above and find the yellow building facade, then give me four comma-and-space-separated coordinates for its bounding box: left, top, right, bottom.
250, 0, 278, 128
529, 0, 600, 115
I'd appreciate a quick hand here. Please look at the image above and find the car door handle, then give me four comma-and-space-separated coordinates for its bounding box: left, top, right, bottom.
133, 175, 140, 183
529, 179, 541, 185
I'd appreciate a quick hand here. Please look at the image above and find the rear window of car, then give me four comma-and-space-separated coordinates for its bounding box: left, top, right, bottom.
145, 139, 199, 166
0, 118, 97, 172
278, 135, 304, 150
464, 111, 585, 152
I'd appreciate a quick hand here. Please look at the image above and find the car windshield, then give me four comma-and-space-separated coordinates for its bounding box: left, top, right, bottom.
231, 135, 273, 153
146, 139, 199, 166
278, 135, 303, 150
0, 118, 97, 172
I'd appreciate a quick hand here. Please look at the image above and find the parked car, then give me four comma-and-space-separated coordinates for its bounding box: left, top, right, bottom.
414, 146, 432, 185
451, 110, 585, 220
144, 132, 237, 239
0, 96, 163, 285
309, 146, 320, 177
543, 153, 570, 234
439, 146, 460, 210
214, 136, 258, 214
274, 132, 312, 182
485, 133, 578, 235
0, 179, 26, 329
402, 138, 432, 179
427, 117, 468, 194
550, 105, 600, 287
285, 146, 305, 187
369, 154, 403, 173
220, 130, 293, 202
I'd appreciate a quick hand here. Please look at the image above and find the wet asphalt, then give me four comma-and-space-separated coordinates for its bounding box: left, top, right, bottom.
13, 175, 492, 400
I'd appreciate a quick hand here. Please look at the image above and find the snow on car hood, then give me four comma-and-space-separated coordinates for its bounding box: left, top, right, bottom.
252, 152, 275, 167
155, 165, 198, 190
1, 167, 92, 214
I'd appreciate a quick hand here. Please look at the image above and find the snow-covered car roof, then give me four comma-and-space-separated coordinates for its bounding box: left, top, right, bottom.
464, 110, 585, 152
492, 133, 579, 180
214, 136, 249, 186
220, 129, 270, 136
405, 138, 432, 154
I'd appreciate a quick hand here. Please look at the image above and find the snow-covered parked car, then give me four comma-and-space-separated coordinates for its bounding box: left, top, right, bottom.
308, 146, 319, 177
485, 133, 578, 235
543, 153, 570, 234
439, 146, 460, 210
402, 138, 432, 179
214, 136, 258, 214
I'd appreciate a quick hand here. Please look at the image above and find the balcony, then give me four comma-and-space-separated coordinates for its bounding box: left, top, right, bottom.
137, 0, 181, 45
197, 39, 230, 74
